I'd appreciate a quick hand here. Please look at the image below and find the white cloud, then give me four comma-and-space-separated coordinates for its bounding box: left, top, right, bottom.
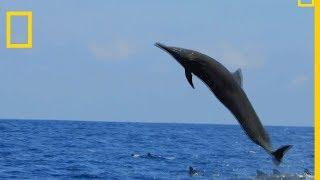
291, 74, 309, 87
219, 46, 265, 69
89, 41, 135, 61
201, 44, 265, 70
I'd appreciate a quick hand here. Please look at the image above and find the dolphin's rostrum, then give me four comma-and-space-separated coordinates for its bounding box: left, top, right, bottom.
155, 42, 292, 164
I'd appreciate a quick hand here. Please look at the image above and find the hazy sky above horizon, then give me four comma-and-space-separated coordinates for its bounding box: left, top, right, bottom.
0, 1, 314, 126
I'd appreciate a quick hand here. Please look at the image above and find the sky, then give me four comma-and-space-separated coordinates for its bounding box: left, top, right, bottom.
0, 1, 314, 126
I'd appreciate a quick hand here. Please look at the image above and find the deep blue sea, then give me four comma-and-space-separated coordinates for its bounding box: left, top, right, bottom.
0, 120, 314, 179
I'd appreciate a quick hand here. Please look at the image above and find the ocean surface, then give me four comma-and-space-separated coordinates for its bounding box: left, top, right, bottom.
0, 120, 314, 179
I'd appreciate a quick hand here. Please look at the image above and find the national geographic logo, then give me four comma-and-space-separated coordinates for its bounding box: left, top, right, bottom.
6, 11, 33, 49
298, 0, 314, 7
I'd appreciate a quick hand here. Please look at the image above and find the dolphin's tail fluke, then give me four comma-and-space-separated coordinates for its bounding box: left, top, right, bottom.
271, 145, 292, 165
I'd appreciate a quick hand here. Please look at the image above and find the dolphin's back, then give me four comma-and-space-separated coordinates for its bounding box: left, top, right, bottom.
191, 54, 272, 151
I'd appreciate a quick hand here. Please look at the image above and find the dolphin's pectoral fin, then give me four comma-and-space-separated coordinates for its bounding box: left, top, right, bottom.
233, 68, 243, 87
185, 69, 195, 89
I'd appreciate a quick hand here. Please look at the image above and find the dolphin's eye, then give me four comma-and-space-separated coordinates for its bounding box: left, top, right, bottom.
188, 52, 197, 60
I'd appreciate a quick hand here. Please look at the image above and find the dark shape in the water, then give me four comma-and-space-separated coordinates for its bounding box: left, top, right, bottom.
142, 153, 166, 160
304, 169, 311, 175
273, 169, 281, 175
155, 42, 292, 164
188, 166, 198, 176
131, 153, 140, 158
256, 170, 267, 177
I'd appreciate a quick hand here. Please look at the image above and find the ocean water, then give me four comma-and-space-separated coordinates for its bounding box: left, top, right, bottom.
0, 120, 314, 179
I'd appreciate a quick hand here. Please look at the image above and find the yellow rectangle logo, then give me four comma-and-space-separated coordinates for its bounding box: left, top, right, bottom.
6, 11, 33, 48
298, 0, 314, 7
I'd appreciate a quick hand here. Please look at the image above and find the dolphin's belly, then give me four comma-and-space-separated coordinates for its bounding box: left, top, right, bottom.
224, 89, 272, 150
198, 72, 272, 151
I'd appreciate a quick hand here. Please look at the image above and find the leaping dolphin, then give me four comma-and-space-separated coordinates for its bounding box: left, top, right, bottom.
155, 42, 292, 164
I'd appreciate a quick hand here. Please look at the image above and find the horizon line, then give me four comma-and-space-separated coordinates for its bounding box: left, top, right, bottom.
0, 118, 314, 128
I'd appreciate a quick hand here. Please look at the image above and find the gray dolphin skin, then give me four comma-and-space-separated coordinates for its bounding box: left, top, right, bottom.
155, 42, 292, 164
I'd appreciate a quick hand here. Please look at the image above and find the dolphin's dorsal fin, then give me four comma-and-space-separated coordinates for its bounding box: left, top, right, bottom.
233, 68, 243, 87
185, 69, 195, 89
